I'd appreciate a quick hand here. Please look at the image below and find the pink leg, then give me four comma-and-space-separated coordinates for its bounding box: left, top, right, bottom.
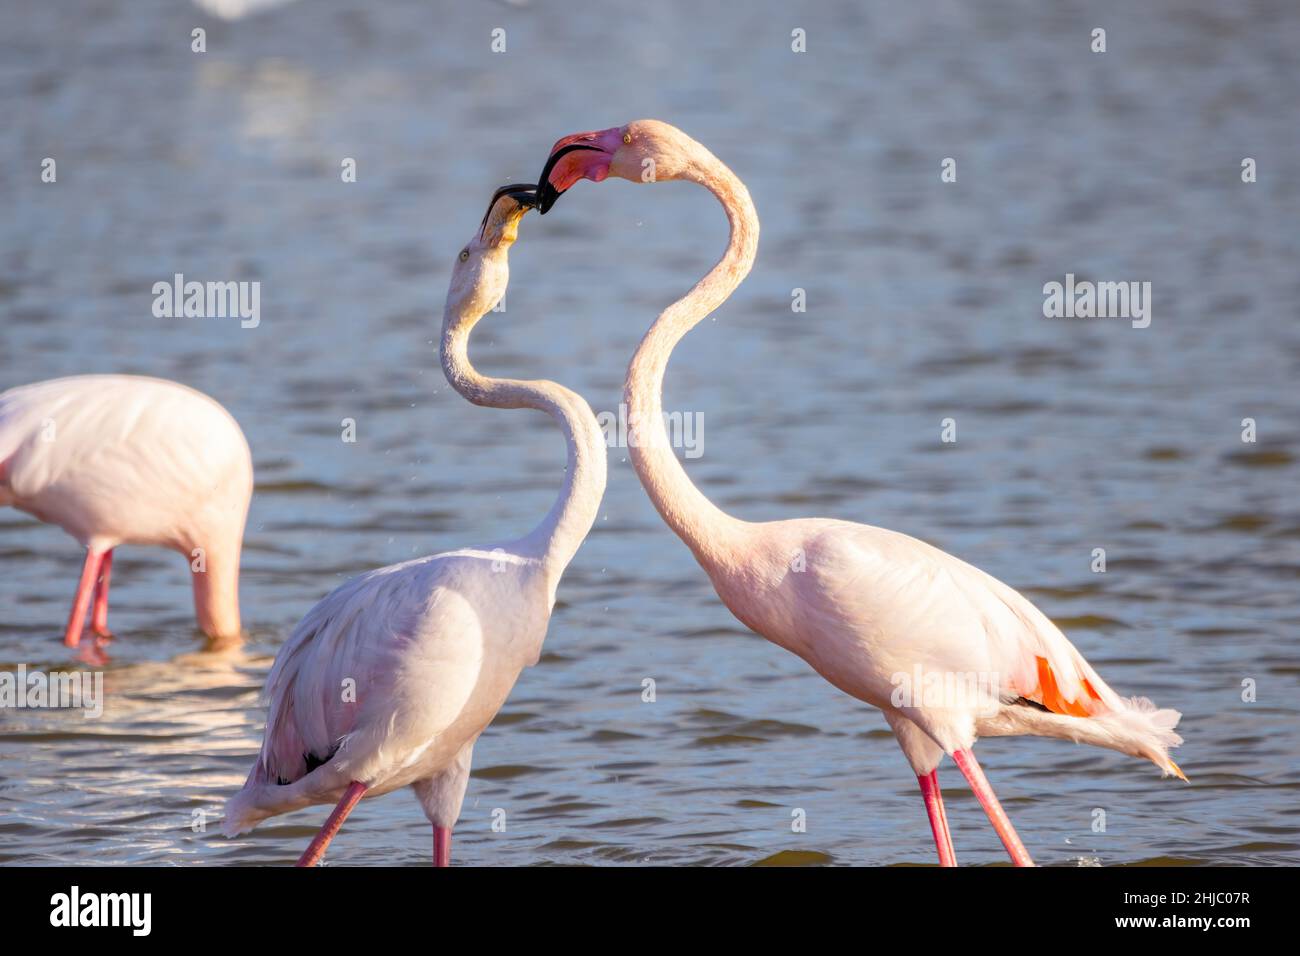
951, 749, 1034, 866
91, 548, 114, 639
918, 770, 958, 867
295, 781, 368, 867
63, 549, 104, 648
433, 825, 452, 867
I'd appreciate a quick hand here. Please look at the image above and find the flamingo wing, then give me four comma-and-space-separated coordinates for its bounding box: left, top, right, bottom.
795, 520, 1185, 775
795, 522, 1110, 706
0, 375, 250, 540
255, 554, 489, 788
793, 521, 1182, 774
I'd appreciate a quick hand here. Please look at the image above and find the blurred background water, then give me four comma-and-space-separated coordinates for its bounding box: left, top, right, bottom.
1, 0, 1298, 866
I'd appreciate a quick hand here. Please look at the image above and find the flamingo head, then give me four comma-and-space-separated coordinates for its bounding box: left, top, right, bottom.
446, 184, 537, 316
536, 120, 694, 213
476, 182, 538, 248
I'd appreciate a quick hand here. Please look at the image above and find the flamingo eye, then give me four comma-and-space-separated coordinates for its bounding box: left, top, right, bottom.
458, 249, 469, 262
622, 132, 632, 145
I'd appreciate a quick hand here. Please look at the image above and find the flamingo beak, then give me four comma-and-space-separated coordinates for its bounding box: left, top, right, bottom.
536, 128, 622, 214
479, 183, 539, 243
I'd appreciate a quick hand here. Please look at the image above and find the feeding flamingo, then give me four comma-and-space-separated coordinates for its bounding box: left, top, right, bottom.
0, 375, 252, 659
536, 120, 1185, 866
224, 185, 607, 866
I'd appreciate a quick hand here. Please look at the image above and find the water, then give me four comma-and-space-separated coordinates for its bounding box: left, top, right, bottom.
2, 0, 1298, 866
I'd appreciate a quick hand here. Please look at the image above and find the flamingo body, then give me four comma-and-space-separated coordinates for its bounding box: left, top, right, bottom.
226, 188, 607, 865
0, 375, 250, 549
538, 120, 1184, 865
708, 518, 1182, 772
224, 547, 550, 833
0, 374, 252, 646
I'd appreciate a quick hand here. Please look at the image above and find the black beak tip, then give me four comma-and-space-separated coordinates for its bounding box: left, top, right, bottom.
480, 183, 541, 238
535, 142, 601, 215
537, 182, 561, 215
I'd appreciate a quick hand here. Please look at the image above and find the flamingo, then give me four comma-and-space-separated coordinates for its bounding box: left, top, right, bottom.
223, 185, 607, 867
535, 120, 1185, 866
0, 375, 252, 659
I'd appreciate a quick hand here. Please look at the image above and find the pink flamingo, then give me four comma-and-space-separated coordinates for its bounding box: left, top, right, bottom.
224, 186, 607, 866
0, 375, 251, 658
536, 120, 1185, 866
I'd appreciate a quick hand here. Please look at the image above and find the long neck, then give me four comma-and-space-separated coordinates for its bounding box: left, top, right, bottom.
624, 149, 759, 569
191, 541, 242, 642
441, 307, 606, 592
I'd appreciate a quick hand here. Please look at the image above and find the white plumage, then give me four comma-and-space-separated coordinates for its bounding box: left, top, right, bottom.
0, 374, 252, 649
537, 119, 1185, 866
224, 548, 550, 834
225, 190, 607, 866
715, 518, 1183, 774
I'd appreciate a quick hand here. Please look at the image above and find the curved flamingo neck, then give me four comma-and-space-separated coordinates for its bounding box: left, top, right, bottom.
192, 541, 242, 640
441, 305, 606, 595
624, 146, 759, 569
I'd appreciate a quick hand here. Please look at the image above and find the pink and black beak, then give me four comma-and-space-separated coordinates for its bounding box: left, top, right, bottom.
536, 128, 622, 214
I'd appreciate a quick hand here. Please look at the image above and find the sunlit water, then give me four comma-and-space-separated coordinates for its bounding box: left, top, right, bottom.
2, 0, 1298, 866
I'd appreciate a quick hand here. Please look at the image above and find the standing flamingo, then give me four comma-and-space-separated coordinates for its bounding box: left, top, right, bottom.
536, 120, 1185, 866
223, 185, 607, 866
0, 375, 252, 657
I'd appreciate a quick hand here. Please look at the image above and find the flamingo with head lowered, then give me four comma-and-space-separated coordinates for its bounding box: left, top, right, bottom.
0, 375, 252, 659
224, 185, 607, 866
535, 120, 1185, 866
